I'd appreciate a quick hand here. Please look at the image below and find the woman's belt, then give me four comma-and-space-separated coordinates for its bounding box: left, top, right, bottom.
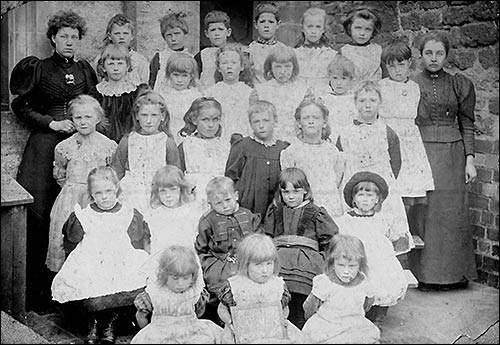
419, 125, 462, 143
273, 235, 319, 251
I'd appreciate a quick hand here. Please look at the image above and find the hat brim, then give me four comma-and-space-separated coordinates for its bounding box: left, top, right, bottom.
343, 171, 389, 208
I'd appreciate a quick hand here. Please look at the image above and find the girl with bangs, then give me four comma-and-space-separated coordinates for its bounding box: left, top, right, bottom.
264, 167, 338, 329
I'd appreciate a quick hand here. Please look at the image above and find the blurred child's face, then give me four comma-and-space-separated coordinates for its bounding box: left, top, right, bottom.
169, 71, 192, 91
205, 22, 231, 48
302, 14, 325, 44
164, 27, 187, 51
299, 104, 326, 138
218, 51, 242, 84
165, 274, 194, 293
250, 110, 275, 142
248, 260, 274, 284
194, 106, 221, 138
208, 189, 239, 215
136, 104, 165, 135
158, 186, 182, 208
255, 13, 280, 40
91, 178, 118, 210
72, 104, 99, 136
104, 57, 128, 82
355, 89, 381, 123
350, 17, 374, 45
353, 189, 379, 215
109, 24, 133, 48
386, 59, 411, 82
334, 257, 360, 283
281, 182, 307, 208
271, 61, 294, 84
328, 73, 353, 95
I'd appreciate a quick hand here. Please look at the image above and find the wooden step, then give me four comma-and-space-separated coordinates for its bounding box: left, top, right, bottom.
404, 269, 419, 288
412, 235, 425, 249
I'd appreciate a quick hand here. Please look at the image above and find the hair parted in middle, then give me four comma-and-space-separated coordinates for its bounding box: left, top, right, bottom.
236, 233, 280, 277
103, 13, 135, 45
87, 166, 121, 201
156, 245, 200, 288
263, 46, 300, 81
325, 234, 369, 278
276, 167, 313, 204
214, 43, 255, 87
342, 6, 382, 39
295, 7, 332, 48
150, 165, 195, 209
179, 97, 222, 137
132, 89, 172, 137
294, 97, 332, 141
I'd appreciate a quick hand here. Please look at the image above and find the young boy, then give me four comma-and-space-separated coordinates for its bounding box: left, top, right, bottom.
225, 100, 290, 221
149, 12, 192, 89
247, 2, 287, 84
194, 10, 232, 89
319, 55, 358, 142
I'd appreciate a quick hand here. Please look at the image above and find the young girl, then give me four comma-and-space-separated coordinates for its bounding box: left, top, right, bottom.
336, 81, 414, 255
280, 97, 347, 218
154, 52, 202, 144
46, 95, 117, 273
225, 100, 290, 222
340, 6, 383, 84
94, 13, 149, 84
51, 166, 150, 344
204, 43, 254, 143
131, 245, 222, 344
264, 167, 339, 329
253, 46, 312, 142
111, 90, 181, 213
217, 233, 303, 343
89, 43, 143, 142
294, 7, 338, 93
302, 234, 380, 344
335, 171, 408, 329
379, 40, 434, 202
177, 97, 231, 210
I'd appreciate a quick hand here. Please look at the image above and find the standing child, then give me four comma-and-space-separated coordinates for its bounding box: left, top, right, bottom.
94, 14, 150, 85
264, 167, 338, 329
280, 97, 347, 218
194, 10, 232, 90
294, 7, 338, 93
336, 171, 408, 328
217, 233, 303, 343
302, 234, 380, 344
51, 166, 150, 344
379, 40, 434, 202
253, 46, 312, 141
204, 43, 254, 143
178, 97, 231, 210
154, 52, 202, 144
46, 95, 117, 273
90, 43, 143, 143
318, 54, 358, 142
131, 246, 222, 344
247, 2, 287, 85
225, 100, 290, 222
336, 81, 414, 255
112, 90, 181, 213
340, 6, 383, 84
149, 12, 192, 90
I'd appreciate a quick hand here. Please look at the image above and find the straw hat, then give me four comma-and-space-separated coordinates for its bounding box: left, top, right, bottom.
343, 171, 389, 208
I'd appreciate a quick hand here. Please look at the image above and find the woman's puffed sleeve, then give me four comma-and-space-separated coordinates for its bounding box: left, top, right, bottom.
78, 59, 98, 92
315, 206, 338, 251
111, 135, 129, 180
127, 208, 151, 251
62, 212, 84, 257
453, 73, 476, 157
165, 137, 181, 170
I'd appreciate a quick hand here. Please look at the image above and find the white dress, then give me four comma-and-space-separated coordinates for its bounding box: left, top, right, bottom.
254, 79, 311, 142
302, 274, 380, 344
340, 43, 382, 85
199, 47, 218, 90
318, 92, 357, 143
294, 46, 338, 94
51, 204, 149, 303
280, 138, 347, 217
247, 40, 287, 84
336, 212, 408, 307
378, 78, 435, 197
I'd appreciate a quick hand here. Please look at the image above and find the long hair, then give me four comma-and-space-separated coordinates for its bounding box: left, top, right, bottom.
274, 167, 313, 204
103, 13, 135, 46
165, 52, 199, 89
342, 6, 382, 39
156, 245, 200, 289
294, 97, 331, 141
150, 165, 194, 209
179, 97, 222, 137
324, 234, 368, 278
87, 166, 121, 201
295, 7, 332, 48
236, 233, 280, 277
132, 90, 172, 137
214, 43, 255, 87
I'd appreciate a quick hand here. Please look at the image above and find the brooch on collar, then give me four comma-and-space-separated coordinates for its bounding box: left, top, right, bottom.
65, 74, 75, 85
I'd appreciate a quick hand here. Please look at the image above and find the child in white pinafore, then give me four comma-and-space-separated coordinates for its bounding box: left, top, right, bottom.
336, 171, 408, 329
46, 95, 117, 272
379, 41, 434, 201
252, 46, 312, 142
340, 6, 383, 85
131, 245, 222, 344
111, 90, 181, 214
294, 7, 338, 94
204, 43, 254, 143
280, 97, 347, 218
217, 233, 304, 343
302, 234, 380, 344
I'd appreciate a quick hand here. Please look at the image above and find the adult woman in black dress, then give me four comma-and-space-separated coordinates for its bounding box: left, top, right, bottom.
9, 10, 97, 310
408, 31, 477, 291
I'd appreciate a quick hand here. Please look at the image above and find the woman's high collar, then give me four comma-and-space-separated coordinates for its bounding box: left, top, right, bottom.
53, 51, 75, 65
423, 68, 445, 79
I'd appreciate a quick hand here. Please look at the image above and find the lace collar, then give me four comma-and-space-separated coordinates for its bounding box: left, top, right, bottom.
251, 135, 277, 147
96, 80, 138, 97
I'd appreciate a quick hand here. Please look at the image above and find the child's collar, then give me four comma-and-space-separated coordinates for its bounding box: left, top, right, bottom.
251, 134, 277, 147
256, 37, 278, 45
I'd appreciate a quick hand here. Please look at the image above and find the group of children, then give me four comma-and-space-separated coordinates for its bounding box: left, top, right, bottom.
43, 2, 437, 344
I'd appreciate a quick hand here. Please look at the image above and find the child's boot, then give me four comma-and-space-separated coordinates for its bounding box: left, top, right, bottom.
84, 318, 100, 344
101, 312, 120, 344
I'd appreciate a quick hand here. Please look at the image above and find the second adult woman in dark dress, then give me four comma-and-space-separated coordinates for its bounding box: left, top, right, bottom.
9, 10, 97, 310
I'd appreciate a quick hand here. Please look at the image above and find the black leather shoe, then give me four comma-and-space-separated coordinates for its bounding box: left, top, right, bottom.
85, 318, 99, 344
101, 313, 119, 344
